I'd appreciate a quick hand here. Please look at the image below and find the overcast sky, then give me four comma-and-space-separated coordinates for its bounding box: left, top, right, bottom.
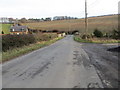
0, 0, 119, 19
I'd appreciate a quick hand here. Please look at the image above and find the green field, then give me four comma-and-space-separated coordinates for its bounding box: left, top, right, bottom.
1, 24, 12, 34
22, 15, 118, 34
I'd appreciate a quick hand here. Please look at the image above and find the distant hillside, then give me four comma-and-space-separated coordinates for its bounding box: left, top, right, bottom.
22, 15, 118, 34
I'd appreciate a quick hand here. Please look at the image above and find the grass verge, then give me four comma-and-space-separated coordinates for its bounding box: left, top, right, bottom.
74, 36, 120, 44
2, 37, 63, 63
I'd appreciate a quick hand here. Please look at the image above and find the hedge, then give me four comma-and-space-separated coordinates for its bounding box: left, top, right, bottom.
2, 34, 36, 52
2, 33, 57, 52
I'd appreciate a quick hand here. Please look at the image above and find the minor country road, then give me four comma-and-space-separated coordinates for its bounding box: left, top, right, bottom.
2, 35, 118, 88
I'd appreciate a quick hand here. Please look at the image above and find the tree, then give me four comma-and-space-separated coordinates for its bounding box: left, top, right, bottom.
2, 31, 4, 34
20, 18, 27, 23
93, 29, 103, 37
45, 18, 51, 21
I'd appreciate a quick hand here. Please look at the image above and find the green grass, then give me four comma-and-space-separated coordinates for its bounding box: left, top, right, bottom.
2, 37, 63, 63
74, 36, 120, 44
74, 36, 93, 43
1, 24, 12, 34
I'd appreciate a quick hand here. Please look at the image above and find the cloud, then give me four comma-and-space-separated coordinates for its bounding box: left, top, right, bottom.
0, 0, 119, 18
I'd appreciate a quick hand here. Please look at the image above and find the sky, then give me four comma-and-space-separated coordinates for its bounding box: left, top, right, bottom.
0, 0, 119, 19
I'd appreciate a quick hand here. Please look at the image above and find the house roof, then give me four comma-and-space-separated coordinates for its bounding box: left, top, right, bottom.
10, 25, 27, 32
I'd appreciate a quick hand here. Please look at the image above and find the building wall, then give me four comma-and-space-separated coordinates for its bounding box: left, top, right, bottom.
10, 31, 28, 35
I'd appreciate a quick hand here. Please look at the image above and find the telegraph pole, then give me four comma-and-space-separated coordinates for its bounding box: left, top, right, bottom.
85, 0, 88, 39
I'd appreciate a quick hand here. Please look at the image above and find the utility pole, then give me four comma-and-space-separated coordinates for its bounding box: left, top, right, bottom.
85, 0, 88, 39
69, 19, 71, 34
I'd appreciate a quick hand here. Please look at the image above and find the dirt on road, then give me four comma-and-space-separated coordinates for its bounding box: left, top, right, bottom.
2, 35, 119, 88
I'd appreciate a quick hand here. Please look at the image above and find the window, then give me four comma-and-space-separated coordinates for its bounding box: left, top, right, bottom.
10, 29, 14, 32
21, 28, 24, 31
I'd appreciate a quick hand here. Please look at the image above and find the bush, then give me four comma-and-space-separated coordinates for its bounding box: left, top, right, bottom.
111, 29, 120, 39
2, 33, 58, 52
2, 34, 36, 52
93, 29, 103, 37
33, 33, 57, 42
81, 34, 91, 39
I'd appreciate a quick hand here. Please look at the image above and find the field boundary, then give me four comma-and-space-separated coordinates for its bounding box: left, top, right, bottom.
74, 36, 120, 44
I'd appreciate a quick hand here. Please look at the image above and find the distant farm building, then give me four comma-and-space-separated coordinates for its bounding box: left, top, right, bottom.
0, 17, 9, 23
10, 24, 28, 35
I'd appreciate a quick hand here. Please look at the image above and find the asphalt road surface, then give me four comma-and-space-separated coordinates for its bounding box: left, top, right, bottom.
2, 35, 118, 88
